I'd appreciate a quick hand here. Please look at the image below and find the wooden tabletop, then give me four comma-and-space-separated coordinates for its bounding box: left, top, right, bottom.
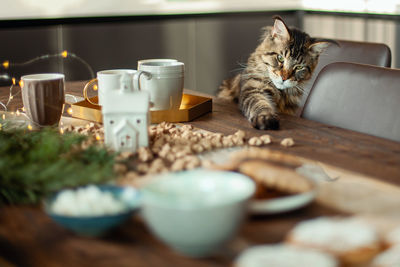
1, 81, 400, 267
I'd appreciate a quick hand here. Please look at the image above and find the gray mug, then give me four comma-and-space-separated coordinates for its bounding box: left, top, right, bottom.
21, 73, 65, 126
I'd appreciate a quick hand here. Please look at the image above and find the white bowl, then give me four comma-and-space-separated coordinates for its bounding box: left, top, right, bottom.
141, 169, 255, 257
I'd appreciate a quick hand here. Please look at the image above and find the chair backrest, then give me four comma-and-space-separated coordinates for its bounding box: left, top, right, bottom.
299, 40, 392, 108
301, 62, 400, 142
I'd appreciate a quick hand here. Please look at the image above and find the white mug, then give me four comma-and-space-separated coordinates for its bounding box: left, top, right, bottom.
137, 59, 178, 69
83, 69, 150, 106
137, 61, 184, 111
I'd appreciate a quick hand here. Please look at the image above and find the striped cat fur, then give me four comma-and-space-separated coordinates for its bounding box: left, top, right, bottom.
218, 16, 337, 130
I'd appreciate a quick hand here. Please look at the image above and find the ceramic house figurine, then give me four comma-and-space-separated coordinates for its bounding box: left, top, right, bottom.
102, 73, 150, 153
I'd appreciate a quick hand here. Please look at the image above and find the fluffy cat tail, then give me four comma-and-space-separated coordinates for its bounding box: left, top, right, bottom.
217, 74, 241, 102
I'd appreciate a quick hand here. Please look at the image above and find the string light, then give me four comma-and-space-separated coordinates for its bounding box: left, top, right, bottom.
2, 61, 9, 69
2, 114, 5, 120
0, 50, 94, 121
67, 107, 73, 115
59, 128, 64, 134
93, 85, 98, 91
27, 124, 33, 131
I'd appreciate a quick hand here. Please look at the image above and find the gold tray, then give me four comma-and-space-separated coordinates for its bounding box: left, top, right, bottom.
70, 94, 212, 123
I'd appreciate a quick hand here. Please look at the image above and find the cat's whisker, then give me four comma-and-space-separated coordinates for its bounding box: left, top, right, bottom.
241, 73, 263, 78
295, 85, 305, 93
237, 62, 248, 68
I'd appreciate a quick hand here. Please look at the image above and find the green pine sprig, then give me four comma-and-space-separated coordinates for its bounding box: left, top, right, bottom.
0, 125, 117, 205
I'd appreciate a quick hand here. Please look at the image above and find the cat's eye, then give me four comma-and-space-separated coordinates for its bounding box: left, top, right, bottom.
277, 54, 284, 63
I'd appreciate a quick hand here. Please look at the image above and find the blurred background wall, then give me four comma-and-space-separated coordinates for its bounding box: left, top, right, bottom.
0, 1, 399, 95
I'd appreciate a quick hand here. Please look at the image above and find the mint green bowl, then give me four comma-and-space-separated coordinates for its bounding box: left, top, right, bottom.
141, 169, 255, 257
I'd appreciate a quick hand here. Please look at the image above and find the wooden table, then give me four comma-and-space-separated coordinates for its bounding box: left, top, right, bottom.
1, 81, 400, 267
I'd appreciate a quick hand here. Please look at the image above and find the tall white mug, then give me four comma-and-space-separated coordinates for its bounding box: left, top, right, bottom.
137, 61, 184, 111
83, 69, 149, 106
137, 59, 178, 69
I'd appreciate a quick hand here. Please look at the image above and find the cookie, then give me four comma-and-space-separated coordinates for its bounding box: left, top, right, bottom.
370, 245, 400, 267
235, 244, 338, 267
238, 159, 313, 195
384, 226, 400, 248
230, 147, 303, 167
286, 217, 381, 266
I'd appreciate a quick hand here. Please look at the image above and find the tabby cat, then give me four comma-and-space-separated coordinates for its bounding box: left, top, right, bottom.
218, 16, 337, 130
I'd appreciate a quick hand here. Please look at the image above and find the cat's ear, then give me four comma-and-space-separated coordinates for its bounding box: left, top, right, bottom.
271, 16, 290, 41
309, 39, 339, 55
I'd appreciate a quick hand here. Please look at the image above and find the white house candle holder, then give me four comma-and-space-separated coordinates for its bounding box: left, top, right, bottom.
102, 73, 150, 153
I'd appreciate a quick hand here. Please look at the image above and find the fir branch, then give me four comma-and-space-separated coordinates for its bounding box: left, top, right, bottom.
0, 126, 116, 205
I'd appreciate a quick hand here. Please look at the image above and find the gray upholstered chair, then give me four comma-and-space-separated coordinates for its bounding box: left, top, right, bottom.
299, 40, 392, 109
301, 62, 400, 142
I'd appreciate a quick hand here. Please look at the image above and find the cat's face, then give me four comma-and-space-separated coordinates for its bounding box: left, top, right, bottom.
255, 18, 330, 90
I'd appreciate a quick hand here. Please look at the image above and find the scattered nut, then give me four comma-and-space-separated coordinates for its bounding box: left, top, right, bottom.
260, 134, 272, 144
248, 136, 263, 146
137, 147, 153, 162
281, 138, 295, 147
62, 120, 293, 187
114, 163, 128, 174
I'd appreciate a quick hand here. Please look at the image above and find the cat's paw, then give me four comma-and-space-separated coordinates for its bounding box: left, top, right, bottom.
250, 113, 280, 130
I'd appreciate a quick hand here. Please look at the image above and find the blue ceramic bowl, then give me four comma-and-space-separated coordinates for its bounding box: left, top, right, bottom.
44, 185, 141, 237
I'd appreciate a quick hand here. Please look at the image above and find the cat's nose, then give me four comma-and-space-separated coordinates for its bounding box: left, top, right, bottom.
281, 70, 290, 81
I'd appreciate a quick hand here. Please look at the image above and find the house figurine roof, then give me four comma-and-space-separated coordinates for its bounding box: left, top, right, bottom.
102, 90, 150, 114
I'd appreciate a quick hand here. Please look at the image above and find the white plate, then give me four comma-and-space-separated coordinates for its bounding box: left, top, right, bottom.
249, 188, 317, 215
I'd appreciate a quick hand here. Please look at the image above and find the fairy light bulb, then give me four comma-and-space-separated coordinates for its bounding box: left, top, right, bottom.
12, 78, 16, 85
19, 80, 24, 88
93, 85, 98, 91
27, 124, 33, 131
61, 50, 68, 58
2, 114, 5, 120
59, 128, 64, 134
67, 107, 73, 115
2, 60, 9, 69
16, 110, 20, 116
95, 134, 101, 141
